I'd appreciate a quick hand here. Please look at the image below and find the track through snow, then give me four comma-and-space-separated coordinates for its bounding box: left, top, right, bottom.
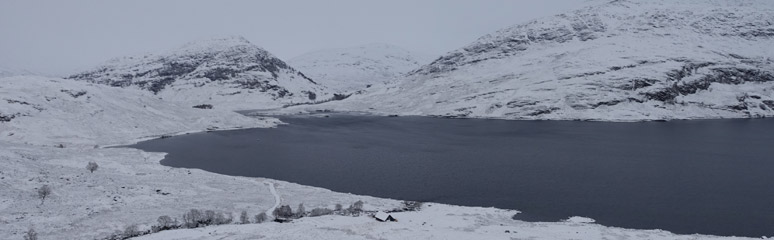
264, 181, 281, 216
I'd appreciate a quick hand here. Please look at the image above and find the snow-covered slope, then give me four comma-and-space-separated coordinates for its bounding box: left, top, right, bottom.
0, 65, 35, 78
289, 44, 431, 92
68, 36, 331, 110
320, 0, 774, 121
135, 204, 753, 240
0, 76, 277, 147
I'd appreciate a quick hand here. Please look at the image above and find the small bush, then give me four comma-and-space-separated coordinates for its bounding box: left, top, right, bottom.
37, 185, 52, 205
23, 228, 37, 240
273, 205, 293, 219
309, 208, 333, 217
123, 224, 141, 238
254, 212, 267, 223
182, 209, 203, 228
335, 204, 343, 211
295, 203, 306, 218
204, 210, 216, 225
212, 212, 232, 225
402, 201, 423, 211
86, 161, 99, 173
192, 104, 213, 109
349, 200, 364, 213
154, 215, 177, 231
240, 210, 249, 224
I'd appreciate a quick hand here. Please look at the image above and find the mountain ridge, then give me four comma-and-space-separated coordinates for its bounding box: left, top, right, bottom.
317, 0, 774, 121
68, 36, 330, 110
289, 43, 432, 92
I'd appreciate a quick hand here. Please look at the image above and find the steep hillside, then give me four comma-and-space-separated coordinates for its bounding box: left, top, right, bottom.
323, 0, 774, 121
68, 36, 331, 110
0, 76, 277, 147
289, 44, 431, 92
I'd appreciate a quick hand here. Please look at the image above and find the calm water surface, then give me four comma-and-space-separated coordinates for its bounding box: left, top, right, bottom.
129, 115, 774, 237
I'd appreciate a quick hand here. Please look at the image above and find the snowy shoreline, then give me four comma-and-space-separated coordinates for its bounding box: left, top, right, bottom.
0, 76, 768, 239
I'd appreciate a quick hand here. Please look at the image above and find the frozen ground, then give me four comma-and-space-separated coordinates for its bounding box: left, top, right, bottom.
0, 76, 768, 239
134, 204, 757, 240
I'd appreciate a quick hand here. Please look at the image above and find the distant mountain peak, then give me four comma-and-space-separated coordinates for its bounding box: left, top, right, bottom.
289, 43, 432, 91
68, 37, 330, 109
337, 0, 774, 121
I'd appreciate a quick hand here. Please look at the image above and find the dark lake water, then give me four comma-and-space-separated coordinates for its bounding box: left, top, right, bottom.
128, 114, 774, 237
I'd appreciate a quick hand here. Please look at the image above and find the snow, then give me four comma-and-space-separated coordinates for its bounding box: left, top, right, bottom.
283, 0, 774, 121
289, 43, 432, 92
0, 76, 398, 239
0, 65, 35, 78
134, 204, 757, 240
2, 76, 765, 240
68, 36, 332, 111
3, 0, 774, 239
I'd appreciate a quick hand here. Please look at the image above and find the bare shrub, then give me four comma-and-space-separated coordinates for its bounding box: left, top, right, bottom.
182, 209, 203, 228
239, 210, 249, 224
254, 212, 267, 223
203, 210, 216, 225
309, 208, 333, 217
212, 212, 232, 225
272, 205, 293, 219
37, 185, 52, 205
154, 215, 177, 232
402, 201, 423, 211
23, 228, 37, 240
295, 203, 306, 218
86, 161, 99, 173
335, 203, 343, 211
123, 224, 141, 238
349, 200, 364, 213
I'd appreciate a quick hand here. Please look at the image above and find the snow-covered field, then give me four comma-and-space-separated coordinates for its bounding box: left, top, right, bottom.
134, 204, 757, 240
0, 75, 767, 239
3, 0, 774, 238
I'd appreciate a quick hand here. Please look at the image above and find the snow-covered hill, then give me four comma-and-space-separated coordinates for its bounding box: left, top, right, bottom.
289, 44, 431, 92
0, 76, 277, 147
0, 65, 35, 78
319, 0, 774, 121
68, 36, 332, 110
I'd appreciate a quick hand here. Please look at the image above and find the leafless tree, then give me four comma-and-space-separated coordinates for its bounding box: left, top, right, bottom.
23, 228, 37, 240
273, 205, 293, 219
349, 200, 364, 213
156, 215, 177, 230
296, 203, 305, 218
86, 161, 99, 173
239, 210, 249, 224
37, 185, 52, 205
254, 212, 267, 223
182, 209, 203, 228
123, 224, 140, 238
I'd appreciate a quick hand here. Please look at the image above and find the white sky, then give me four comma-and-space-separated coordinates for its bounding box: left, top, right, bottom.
0, 0, 586, 76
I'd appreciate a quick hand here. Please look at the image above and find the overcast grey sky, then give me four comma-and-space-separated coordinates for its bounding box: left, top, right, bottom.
0, 0, 585, 76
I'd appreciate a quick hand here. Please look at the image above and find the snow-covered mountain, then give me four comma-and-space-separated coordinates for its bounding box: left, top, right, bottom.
289, 44, 431, 92
0, 76, 274, 147
323, 0, 774, 121
0, 66, 35, 78
68, 36, 331, 110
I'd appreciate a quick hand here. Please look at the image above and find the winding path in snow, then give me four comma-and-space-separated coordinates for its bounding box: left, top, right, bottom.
264, 181, 281, 216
